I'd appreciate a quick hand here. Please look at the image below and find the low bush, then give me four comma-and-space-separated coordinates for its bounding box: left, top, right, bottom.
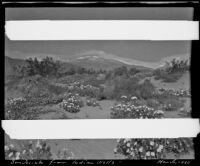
136, 79, 155, 99
86, 98, 102, 109
112, 77, 156, 101
146, 99, 160, 109
162, 72, 185, 83
5, 93, 63, 119
153, 59, 189, 83
114, 138, 193, 159
47, 84, 67, 95
110, 98, 164, 119
155, 95, 184, 112
5, 97, 28, 120
59, 93, 84, 113
5, 140, 74, 160
156, 88, 191, 97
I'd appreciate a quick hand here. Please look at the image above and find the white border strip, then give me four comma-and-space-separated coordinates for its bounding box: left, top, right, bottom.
2, 119, 199, 139
5, 20, 199, 40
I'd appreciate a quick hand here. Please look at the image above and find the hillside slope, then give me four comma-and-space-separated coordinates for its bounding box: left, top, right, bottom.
151, 71, 190, 90
5, 56, 25, 77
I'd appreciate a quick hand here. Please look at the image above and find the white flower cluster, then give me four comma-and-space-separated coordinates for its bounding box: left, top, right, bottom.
111, 98, 164, 119
80, 84, 99, 91
120, 95, 138, 103
157, 88, 191, 97
5, 140, 76, 160
115, 138, 193, 159
153, 110, 164, 115
7, 97, 26, 105
66, 81, 100, 97
114, 139, 165, 159
67, 81, 99, 91
5, 140, 53, 160
5, 144, 21, 160
6, 97, 28, 119
59, 93, 83, 113
57, 148, 75, 159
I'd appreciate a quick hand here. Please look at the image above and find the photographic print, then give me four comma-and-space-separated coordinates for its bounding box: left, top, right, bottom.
5, 40, 191, 120
3, 5, 198, 161
5, 7, 193, 120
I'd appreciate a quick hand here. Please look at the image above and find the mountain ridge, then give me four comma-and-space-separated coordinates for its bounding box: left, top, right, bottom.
5, 50, 190, 69
5, 50, 190, 77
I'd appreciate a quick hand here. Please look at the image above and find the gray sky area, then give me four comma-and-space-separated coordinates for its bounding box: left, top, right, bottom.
5, 7, 192, 63
6, 7, 193, 20
5, 38, 191, 63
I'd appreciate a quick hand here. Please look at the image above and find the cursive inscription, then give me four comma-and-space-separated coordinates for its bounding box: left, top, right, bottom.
157, 159, 191, 165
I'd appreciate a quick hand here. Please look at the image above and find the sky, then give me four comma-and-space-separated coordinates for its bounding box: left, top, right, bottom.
5, 7, 193, 20
5, 7, 193, 63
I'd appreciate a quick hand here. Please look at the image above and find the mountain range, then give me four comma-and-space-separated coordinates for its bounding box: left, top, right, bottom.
5, 50, 190, 77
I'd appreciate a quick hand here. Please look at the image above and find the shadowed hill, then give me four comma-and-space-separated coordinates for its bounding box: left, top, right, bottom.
5, 56, 26, 77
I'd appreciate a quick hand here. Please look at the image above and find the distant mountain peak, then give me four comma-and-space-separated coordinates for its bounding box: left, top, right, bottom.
74, 50, 158, 68
5, 50, 190, 70
76, 55, 101, 61
74, 50, 114, 60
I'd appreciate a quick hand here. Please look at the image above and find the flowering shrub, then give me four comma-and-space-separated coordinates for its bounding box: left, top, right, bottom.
119, 95, 138, 103
79, 84, 100, 98
5, 97, 27, 119
64, 81, 100, 98
5, 140, 75, 160
114, 138, 193, 159
153, 90, 185, 112
25, 93, 64, 106
165, 138, 193, 154
5, 94, 63, 119
5, 144, 21, 160
59, 93, 84, 113
153, 57, 190, 83
158, 96, 184, 112
56, 148, 75, 159
110, 96, 164, 119
5, 141, 52, 160
156, 88, 191, 97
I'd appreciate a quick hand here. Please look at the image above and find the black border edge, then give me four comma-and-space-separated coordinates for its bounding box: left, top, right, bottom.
1, 0, 200, 164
